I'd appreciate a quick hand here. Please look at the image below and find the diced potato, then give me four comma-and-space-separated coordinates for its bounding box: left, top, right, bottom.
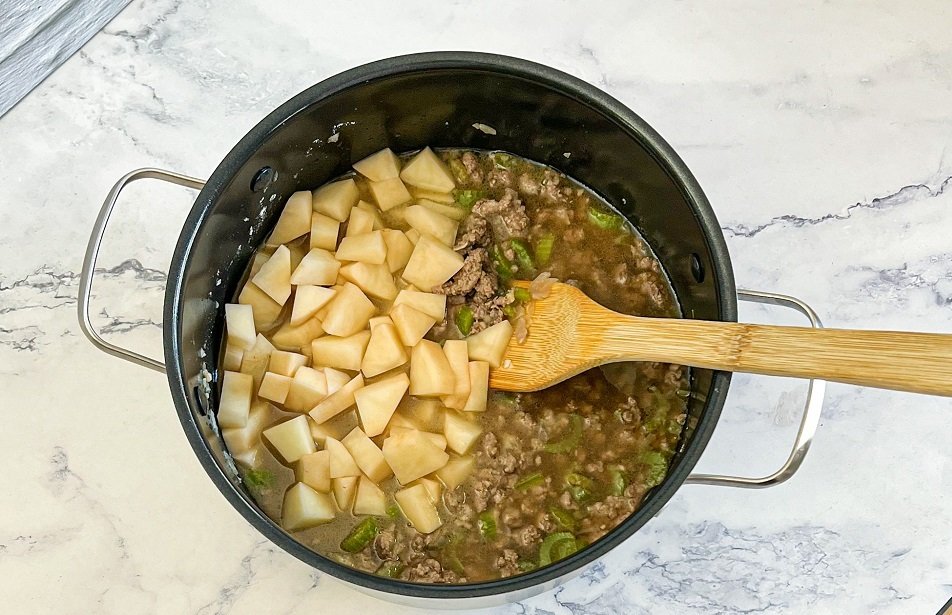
435, 454, 475, 489
342, 428, 392, 484
346, 204, 376, 237
285, 367, 328, 412
240, 333, 275, 390
340, 262, 398, 300
270, 318, 325, 351
354, 148, 401, 182
408, 186, 454, 204
383, 428, 449, 484
268, 350, 309, 377
308, 416, 339, 445
400, 147, 456, 193
369, 177, 412, 211
326, 436, 360, 478
249, 250, 271, 279
354, 475, 388, 516
290, 248, 341, 286
332, 475, 359, 511
324, 367, 351, 395
417, 199, 467, 221
402, 235, 464, 290
287, 237, 310, 271
409, 340, 456, 397
443, 410, 483, 455
310, 374, 364, 423
310, 212, 341, 251
390, 303, 436, 347
225, 303, 256, 350
356, 200, 385, 229
368, 315, 393, 330
263, 415, 316, 463
404, 205, 458, 246
290, 286, 336, 326
462, 361, 490, 412
391, 290, 446, 322
401, 398, 445, 432
296, 450, 331, 492
223, 343, 244, 371
413, 476, 443, 503
405, 228, 421, 245
310, 330, 371, 371
360, 323, 409, 378
239, 282, 283, 331
389, 427, 447, 450
231, 445, 262, 469
251, 245, 292, 305
313, 178, 359, 221
354, 373, 410, 437
387, 411, 419, 432
258, 371, 292, 404
267, 191, 313, 246
440, 340, 471, 410
282, 483, 336, 530
382, 229, 414, 273
321, 283, 376, 337
465, 320, 513, 367
218, 370, 253, 428
222, 399, 271, 453
395, 484, 442, 533
335, 231, 387, 264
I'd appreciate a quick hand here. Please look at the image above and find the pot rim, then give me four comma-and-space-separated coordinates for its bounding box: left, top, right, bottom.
164, 51, 738, 600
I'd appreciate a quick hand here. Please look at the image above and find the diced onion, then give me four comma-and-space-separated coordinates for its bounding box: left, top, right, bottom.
529, 272, 557, 299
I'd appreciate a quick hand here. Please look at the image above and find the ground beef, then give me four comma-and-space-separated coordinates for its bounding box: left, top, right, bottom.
497, 451, 518, 474
461, 152, 483, 184
472, 189, 529, 237
408, 558, 464, 583
454, 214, 490, 250
374, 527, 399, 561
540, 169, 572, 204
487, 168, 514, 189
517, 172, 540, 196
470, 292, 512, 334
563, 226, 585, 244
516, 525, 541, 547
437, 248, 487, 296
495, 549, 520, 578
481, 432, 499, 458
583, 495, 637, 537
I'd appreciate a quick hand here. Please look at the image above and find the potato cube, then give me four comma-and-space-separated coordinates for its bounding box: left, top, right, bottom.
321, 283, 377, 337
310, 331, 371, 371
222, 399, 271, 453
223, 343, 244, 371
404, 205, 458, 246
240, 333, 275, 390
268, 350, 308, 377
465, 320, 513, 367
368, 315, 394, 330
400, 147, 456, 193
313, 178, 359, 221
354, 148, 401, 182
382, 229, 414, 273
284, 367, 327, 412
270, 318, 325, 351
326, 436, 360, 478
354, 475, 387, 516
369, 177, 412, 211
401, 397, 445, 432
354, 373, 409, 437
408, 186, 454, 204
308, 417, 340, 445
402, 235, 464, 290
263, 415, 316, 463
360, 323, 409, 378
238, 282, 284, 331
413, 476, 443, 503
218, 370, 253, 428
282, 483, 336, 530
391, 290, 446, 322
332, 475, 359, 511
405, 228, 421, 245
323, 367, 351, 395
225, 303, 256, 351
310, 374, 364, 424
340, 262, 397, 300
443, 410, 483, 455
389, 427, 447, 450
290, 286, 336, 326
383, 429, 450, 485
231, 445, 262, 469
356, 200, 385, 230
342, 427, 392, 484
310, 212, 341, 251
258, 371, 292, 404
296, 450, 331, 492
287, 237, 310, 272
440, 340, 471, 410
409, 340, 455, 397
267, 190, 313, 246
290, 248, 341, 286
390, 303, 436, 347
435, 454, 475, 489
335, 231, 387, 265
345, 203, 376, 238
416, 199, 467, 221
251, 245, 292, 305
462, 361, 490, 412
395, 484, 442, 533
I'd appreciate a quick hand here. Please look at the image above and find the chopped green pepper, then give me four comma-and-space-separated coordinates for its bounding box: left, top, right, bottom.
443, 534, 466, 575
640, 451, 669, 488
454, 189, 484, 210
340, 517, 378, 553
609, 468, 627, 496
508, 238, 535, 275
587, 205, 623, 230
517, 560, 537, 572
552, 537, 580, 561
514, 472, 544, 491
491, 152, 514, 168
477, 511, 497, 540
490, 244, 515, 281
455, 305, 474, 336
549, 507, 576, 531
448, 158, 469, 184
502, 304, 518, 319
386, 505, 401, 520
376, 562, 405, 578
538, 532, 575, 566
242, 468, 274, 495
513, 287, 533, 303
543, 414, 583, 454
565, 472, 595, 503
534, 233, 556, 266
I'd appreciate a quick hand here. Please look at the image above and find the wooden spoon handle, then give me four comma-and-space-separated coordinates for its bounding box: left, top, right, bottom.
593, 316, 952, 396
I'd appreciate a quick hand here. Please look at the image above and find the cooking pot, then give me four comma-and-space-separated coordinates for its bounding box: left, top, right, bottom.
77, 52, 826, 608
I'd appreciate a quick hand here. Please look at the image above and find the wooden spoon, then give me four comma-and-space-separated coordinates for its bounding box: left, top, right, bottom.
489, 282, 952, 396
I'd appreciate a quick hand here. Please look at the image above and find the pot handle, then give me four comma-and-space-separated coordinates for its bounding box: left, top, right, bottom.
78, 168, 206, 373
684, 289, 827, 488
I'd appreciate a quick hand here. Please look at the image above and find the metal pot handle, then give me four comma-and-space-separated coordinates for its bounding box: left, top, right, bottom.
78, 168, 206, 374
684, 289, 827, 488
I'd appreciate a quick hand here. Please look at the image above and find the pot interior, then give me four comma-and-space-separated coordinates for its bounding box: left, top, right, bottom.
166, 54, 736, 600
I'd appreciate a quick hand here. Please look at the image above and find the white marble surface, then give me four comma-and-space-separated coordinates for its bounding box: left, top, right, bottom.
1, 1, 951, 613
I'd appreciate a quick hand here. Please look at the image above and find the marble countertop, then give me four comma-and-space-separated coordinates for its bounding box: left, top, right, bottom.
1, 1, 950, 613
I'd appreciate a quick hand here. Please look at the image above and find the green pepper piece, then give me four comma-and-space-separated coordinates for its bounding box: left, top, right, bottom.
513, 287, 532, 303
477, 511, 497, 540
443, 534, 466, 575
448, 158, 469, 184
455, 305, 475, 336
538, 532, 575, 566
552, 538, 580, 561
502, 304, 518, 319
454, 189, 484, 210
587, 205, 623, 230
376, 562, 405, 578
517, 560, 537, 572
508, 238, 535, 274
543, 414, 583, 454
549, 507, 576, 531
242, 468, 274, 495
491, 152, 514, 168
491, 244, 515, 281
640, 451, 669, 488
534, 233, 556, 266
565, 472, 595, 503
340, 517, 379, 553
609, 468, 627, 496
514, 472, 544, 491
